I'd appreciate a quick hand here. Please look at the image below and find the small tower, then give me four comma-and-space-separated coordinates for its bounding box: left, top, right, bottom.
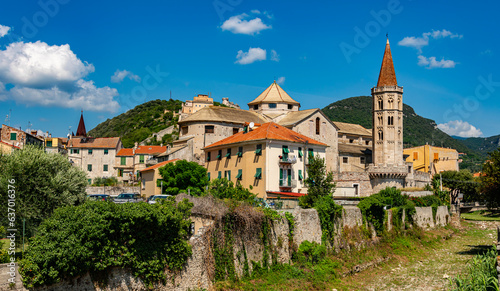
248, 81, 300, 117
75, 110, 87, 137
372, 38, 404, 166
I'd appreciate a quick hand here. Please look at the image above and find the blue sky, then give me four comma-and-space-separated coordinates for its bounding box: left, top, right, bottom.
0, 0, 499, 138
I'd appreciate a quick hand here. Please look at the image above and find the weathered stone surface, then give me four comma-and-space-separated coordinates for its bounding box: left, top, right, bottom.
292, 208, 322, 246
342, 206, 363, 228
413, 207, 435, 229
435, 206, 450, 227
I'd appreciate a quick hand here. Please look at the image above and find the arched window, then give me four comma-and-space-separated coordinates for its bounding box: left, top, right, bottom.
315, 117, 320, 135
378, 130, 383, 140
378, 98, 383, 110
387, 116, 394, 125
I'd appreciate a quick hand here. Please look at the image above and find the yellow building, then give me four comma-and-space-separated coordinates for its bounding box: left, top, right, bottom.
404, 145, 459, 175
181, 94, 214, 114
203, 122, 328, 199
140, 159, 178, 198
0, 141, 19, 154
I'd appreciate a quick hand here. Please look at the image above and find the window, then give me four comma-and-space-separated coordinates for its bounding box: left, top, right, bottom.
298, 170, 303, 180
282, 146, 289, 161
378, 98, 383, 110
343, 157, 348, 164
217, 150, 222, 160
365, 140, 370, 145
349, 139, 354, 144
139, 155, 145, 163
308, 148, 314, 159
88, 179, 92, 185
181, 126, 188, 135
205, 125, 214, 133
218, 171, 222, 179
237, 146, 243, 157
280, 169, 291, 186
279, 169, 284, 186
233, 128, 239, 135
236, 169, 242, 180
74, 149, 80, 154
388, 116, 394, 125
225, 149, 231, 158
207, 172, 211, 181
88, 149, 93, 155
268, 103, 277, 108
121, 157, 126, 165
287, 169, 292, 186
255, 144, 262, 155
315, 117, 320, 135
104, 149, 109, 155
207, 152, 211, 162
103, 165, 108, 172
288, 104, 293, 110
254, 168, 262, 179
87, 164, 92, 172
360, 157, 366, 164
225, 170, 231, 181
253, 104, 259, 110
118, 169, 123, 177
378, 130, 383, 141
298, 147, 303, 158
46, 141, 52, 147
10, 133, 16, 141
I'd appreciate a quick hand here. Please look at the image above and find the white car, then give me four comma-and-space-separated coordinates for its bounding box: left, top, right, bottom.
148, 195, 171, 204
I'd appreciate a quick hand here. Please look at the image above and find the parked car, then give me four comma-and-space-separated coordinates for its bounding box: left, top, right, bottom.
113, 193, 143, 204
88, 194, 110, 201
148, 195, 171, 204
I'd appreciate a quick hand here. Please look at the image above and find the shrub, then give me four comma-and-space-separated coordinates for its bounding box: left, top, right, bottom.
294, 241, 327, 265
450, 246, 499, 290
207, 178, 256, 204
313, 196, 343, 247
19, 200, 193, 288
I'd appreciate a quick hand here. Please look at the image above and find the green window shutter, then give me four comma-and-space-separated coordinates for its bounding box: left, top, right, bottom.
255, 145, 262, 155
288, 169, 292, 186
140, 155, 145, 163
237, 147, 243, 157
225, 152, 231, 158
103, 165, 108, 171
104, 149, 109, 155
121, 157, 126, 165
227, 170, 231, 181
10, 133, 16, 140
88, 179, 92, 185
236, 169, 242, 179
118, 169, 123, 177
46, 141, 52, 147
254, 168, 262, 179
88, 149, 93, 154
308, 149, 314, 158
282, 147, 289, 154
208, 172, 211, 181
76, 149, 79, 154
279, 169, 283, 186
218, 171, 221, 179
217, 150, 222, 160
299, 170, 303, 180
87, 164, 92, 172
298, 148, 303, 157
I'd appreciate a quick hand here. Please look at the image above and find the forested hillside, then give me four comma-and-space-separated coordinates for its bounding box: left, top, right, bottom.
88, 99, 182, 148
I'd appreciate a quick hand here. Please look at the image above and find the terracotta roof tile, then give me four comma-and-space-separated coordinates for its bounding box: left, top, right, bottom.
68, 137, 121, 149
135, 146, 167, 155
377, 39, 398, 87
179, 106, 268, 125
141, 159, 179, 172
204, 122, 327, 149
333, 121, 372, 136
117, 148, 134, 156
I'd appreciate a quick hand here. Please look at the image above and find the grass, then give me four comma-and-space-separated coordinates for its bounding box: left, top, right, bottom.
461, 210, 500, 221
449, 246, 499, 290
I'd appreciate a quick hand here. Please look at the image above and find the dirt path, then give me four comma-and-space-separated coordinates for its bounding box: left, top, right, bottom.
334, 221, 499, 291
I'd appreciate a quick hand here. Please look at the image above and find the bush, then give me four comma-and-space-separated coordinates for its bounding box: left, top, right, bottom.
450, 246, 499, 290
19, 200, 193, 288
294, 241, 327, 265
313, 196, 343, 247
92, 177, 118, 186
207, 178, 256, 204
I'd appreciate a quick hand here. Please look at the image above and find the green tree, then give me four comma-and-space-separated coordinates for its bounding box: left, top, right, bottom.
431, 170, 479, 204
207, 178, 256, 203
0, 145, 87, 238
299, 155, 336, 208
481, 148, 500, 208
157, 160, 208, 196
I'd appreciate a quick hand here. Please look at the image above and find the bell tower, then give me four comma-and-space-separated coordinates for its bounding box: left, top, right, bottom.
372, 38, 404, 166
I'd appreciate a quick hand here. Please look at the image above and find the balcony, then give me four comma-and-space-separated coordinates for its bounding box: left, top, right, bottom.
279, 180, 297, 191
279, 154, 297, 164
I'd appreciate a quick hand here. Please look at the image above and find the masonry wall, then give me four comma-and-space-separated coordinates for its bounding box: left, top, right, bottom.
85, 186, 140, 195
333, 172, 373, 197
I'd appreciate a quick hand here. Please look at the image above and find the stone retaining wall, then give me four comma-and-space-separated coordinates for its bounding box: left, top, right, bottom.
85, 186, 140, 196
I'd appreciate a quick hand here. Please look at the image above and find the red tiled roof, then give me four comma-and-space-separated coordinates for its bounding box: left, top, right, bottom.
377, 38, 398, 87
267, 191, 306, 197
204, 122, 327, 149
141, 159, 179, 172
117, 148, 134, 156
68, 137, 120, 149
135, 145, 167, 155
0, 141, 20, 149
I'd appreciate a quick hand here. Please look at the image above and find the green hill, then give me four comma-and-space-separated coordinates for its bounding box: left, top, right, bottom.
88, 99, 182, 148
321, 96, 484, 172
458, 135, 500, 158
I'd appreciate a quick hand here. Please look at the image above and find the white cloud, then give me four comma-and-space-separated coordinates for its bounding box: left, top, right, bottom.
0, 41, 119, 112
251, 9, 261, 14
10, 80, 119, 112
0, 25, 10, 38
418, 55, 457, 69
437, 120, 483, 138
111, 69, 141, 83
235, 47, 266, 65
221, 13, 271, 35
0, 41, 95, 88
271, 50, 280, 62
276, 77, 285, 85
398, 29, 463, 52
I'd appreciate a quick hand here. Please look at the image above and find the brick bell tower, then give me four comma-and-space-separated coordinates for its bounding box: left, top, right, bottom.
372, 38, 404, 166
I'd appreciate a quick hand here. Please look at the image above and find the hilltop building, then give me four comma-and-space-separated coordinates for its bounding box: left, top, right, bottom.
181, 94, 214, 114
0, 124, 44, 148
115, 144, 167, 183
